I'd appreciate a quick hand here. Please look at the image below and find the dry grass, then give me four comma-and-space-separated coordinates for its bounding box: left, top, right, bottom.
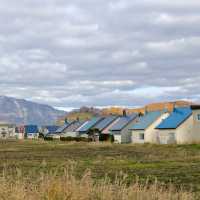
0, 166, 194, 200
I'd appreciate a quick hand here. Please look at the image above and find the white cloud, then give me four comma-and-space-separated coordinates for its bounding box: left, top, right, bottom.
0, 0, 200, 108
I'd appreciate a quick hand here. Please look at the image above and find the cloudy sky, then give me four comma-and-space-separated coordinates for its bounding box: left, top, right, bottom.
0, 0, 200, 110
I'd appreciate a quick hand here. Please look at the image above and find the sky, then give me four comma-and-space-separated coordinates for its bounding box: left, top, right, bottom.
0, 0, 200, 111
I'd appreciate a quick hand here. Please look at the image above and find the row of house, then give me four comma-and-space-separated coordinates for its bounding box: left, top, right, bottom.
1, 104, 200, 144
0, 124, 39, 139
44, 105, 200, 144
131, 105, 200, 144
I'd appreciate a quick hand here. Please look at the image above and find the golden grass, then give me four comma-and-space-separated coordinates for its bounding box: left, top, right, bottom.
0, 167, 194, 200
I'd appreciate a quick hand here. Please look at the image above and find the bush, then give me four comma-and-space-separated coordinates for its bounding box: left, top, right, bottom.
44, 136, 53, 141
38, 132, 44, 139
99, 134, 114, 143
60, 136, 74, 141
60, 136, 92, 142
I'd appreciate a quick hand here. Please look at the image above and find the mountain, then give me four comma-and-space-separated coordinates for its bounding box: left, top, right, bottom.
58, 106, 101, 125
102, 100, 194, 115
0, 96, 66, 125
57, 101, 195, 125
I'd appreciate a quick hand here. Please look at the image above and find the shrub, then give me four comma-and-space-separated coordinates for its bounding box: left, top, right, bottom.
60, 136, 92, 142
44, 136, 53, 141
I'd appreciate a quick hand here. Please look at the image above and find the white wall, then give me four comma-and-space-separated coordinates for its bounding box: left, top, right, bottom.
131, 130, 145, 144
157, 129, 176, 144
113, 133, 121, 143
131, 113, 169, 144
27, 133, 39, 139
145, 113, 169, 144
113, 118, 138, 144
157, 115, 194, 144
61, 132, 78, 137
0, 125, 16, 139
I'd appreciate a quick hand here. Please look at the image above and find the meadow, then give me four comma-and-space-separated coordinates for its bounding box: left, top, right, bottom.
0, 140, 200, 199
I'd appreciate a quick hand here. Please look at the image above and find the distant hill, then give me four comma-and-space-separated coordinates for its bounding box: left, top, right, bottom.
102, 100, 194, 115
0, 96, 66, 125
58, 107, 101, 125
58, 100, 194, 125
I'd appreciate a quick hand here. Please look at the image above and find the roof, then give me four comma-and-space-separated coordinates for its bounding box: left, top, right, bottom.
55, 122, 70, 133
45, 126, 60, 133
109, 114, 138, 131
25, 125, 38, 133
64, 120, 85, 132
191, 105, 200, 110
131, 111, 165, 130
93, 116, 118, 131
156, 107, 192, 129
76, 121, 89, 132
78, 117, 103, 132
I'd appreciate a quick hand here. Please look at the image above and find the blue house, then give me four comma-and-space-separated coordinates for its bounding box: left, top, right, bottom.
130, 110, 169, 144
43, 125, 60, 136
77, 117, 104, 140
25, 125, 39, 139
155, 107, 195, 144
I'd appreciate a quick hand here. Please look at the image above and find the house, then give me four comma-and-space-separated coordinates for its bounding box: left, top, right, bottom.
15, 125, 25, 139
77, 117, 104, 140
109, 113, 138, 143
25, 125, 39, 139
44, 122, 71, 139
0, 123, 16, 139
42, 125, 60, 136
130, 110, 169, 144
92, 116, 119, 141
156, 106, 200, 144
60, 120, 85, 138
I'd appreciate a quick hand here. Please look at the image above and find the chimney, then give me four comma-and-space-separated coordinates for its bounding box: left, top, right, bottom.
172, 102, 176, 112
144, 106, 148, 115
123, 109, 127, 117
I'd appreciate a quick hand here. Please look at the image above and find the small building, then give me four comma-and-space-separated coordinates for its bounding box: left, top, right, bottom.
0, 123, 16, 139
77, 117, 104, 140
109, 113, 138, 143
42, 125, 60, 136
92, 116, 119, 141
44, 123, 70, 140
156, 106, 200, 144
60, 120, 85, 138
130, 110, 169, 144
25, 125, 39, 139
15, 125, 25, 139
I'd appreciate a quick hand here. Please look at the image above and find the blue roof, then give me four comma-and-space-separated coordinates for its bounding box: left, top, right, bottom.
78, 117, 103, 132
131, 111, 165, 130
109, 114, 138, 131
45, 126, 59, 133
56, 122, 70, 133
25, 125, 38, 133
65, 121, 85, 132
94, 116, 118, 131
156, 107, 192, 129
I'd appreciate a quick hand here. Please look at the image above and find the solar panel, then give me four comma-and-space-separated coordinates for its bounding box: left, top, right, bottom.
78, 117, 103, 132
94, 116, 118, 131
110, 114, 138, 131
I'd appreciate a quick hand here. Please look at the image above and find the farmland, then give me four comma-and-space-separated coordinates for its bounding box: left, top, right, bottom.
0, 140, 200, 199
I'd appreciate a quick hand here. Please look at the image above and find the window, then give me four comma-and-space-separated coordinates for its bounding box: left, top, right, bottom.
139, 133, 144, 140
198, 114, 200, 121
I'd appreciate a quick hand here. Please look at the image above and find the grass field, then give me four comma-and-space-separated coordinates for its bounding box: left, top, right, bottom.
0, 140, 200, 199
